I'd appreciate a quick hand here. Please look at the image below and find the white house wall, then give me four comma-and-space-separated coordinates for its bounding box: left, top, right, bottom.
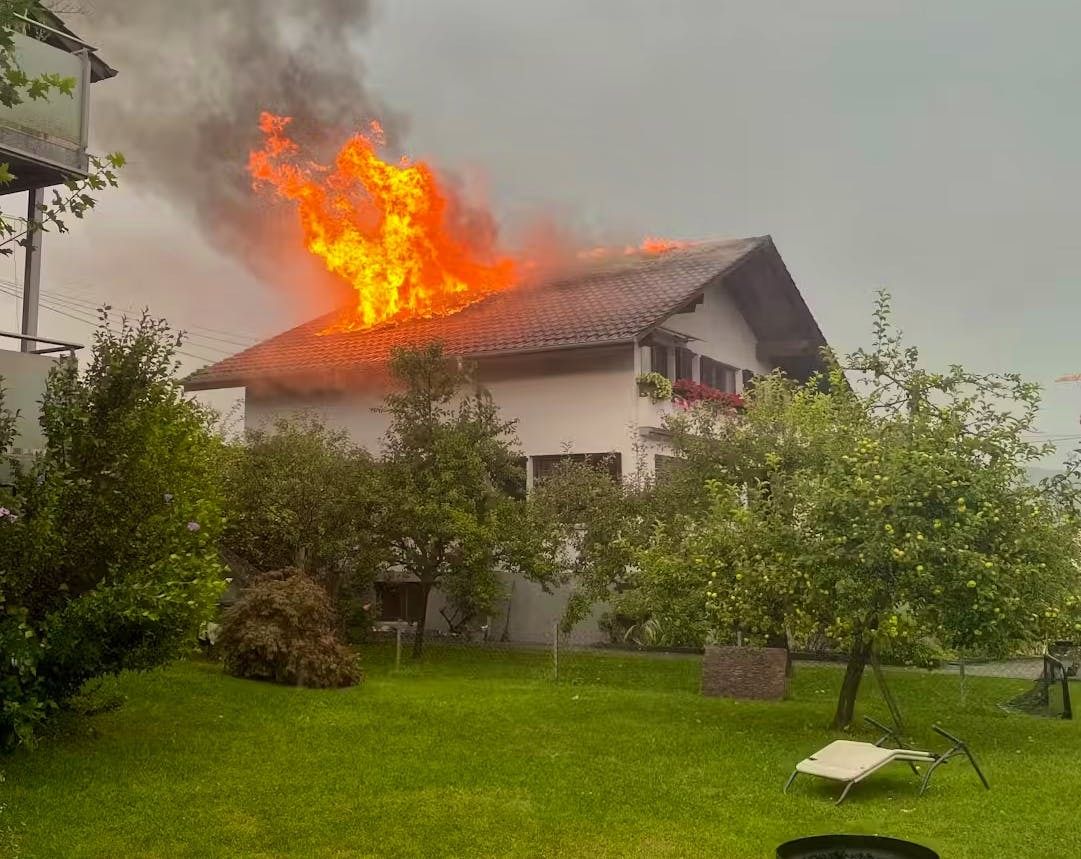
661, 280, 774, 381
245, 345, 639, 464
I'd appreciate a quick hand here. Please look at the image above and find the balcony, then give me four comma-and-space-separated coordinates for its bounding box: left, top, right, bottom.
0, 331, 81, 483
636, 393, 679, 433
0, 11, 117, 194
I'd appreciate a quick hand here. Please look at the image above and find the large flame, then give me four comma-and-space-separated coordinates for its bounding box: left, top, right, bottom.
249, 112, 517, 333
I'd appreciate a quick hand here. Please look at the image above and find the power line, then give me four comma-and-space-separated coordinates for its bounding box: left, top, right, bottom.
41, 286, 260, 347
0, 279, 234, 359
0, 283, 223, 365
0, 276, 260, 346
15, 284, 259, 350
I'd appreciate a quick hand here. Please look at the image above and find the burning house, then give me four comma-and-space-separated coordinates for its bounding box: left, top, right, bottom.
185, 115, 829, 643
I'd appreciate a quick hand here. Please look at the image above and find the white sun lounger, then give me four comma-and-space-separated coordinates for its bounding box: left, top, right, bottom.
784, 719, 989, 804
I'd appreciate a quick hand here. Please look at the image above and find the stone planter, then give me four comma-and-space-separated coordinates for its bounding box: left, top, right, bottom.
701, 645, 788, 700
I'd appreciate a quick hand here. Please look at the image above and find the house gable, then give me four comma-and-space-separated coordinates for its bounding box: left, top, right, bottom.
634, 237, 827, 392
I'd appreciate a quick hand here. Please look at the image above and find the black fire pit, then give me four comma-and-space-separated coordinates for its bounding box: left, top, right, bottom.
777, 834, 939, 859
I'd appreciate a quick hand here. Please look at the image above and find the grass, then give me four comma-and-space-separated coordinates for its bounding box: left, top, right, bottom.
1, 646, 1077, 858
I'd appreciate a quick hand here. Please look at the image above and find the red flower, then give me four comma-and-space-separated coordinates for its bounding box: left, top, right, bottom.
672, 378, 745, 411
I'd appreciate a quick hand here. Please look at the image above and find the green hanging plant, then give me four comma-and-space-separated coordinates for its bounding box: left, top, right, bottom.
636, 372, 673, 402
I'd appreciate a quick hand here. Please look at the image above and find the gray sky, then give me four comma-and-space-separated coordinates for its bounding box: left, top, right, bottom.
4, 1, 1080, 459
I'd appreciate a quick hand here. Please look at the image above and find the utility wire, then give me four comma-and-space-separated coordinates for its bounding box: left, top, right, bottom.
38, 286, 259, 348
0, 281, 257, 351
0, 282, 222, 365
0, 279, 236, 359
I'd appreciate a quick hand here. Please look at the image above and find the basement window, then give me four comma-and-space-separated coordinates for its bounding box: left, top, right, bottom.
375, 581, 425, 623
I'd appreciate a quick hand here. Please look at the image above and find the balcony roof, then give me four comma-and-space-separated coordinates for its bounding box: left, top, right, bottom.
25, 6, 117, 83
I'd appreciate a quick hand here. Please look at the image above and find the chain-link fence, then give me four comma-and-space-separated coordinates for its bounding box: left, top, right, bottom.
362, 622, 705, 692
857, 645, 1078, 729
359, 623, 1076, 724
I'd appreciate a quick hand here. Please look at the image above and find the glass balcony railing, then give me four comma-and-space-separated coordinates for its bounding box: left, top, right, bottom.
0, 30, 91, 188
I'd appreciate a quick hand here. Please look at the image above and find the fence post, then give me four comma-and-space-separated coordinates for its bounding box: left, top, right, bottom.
959, 655, 966, 704
395, 627, 402, 672
553, 621, 559, 682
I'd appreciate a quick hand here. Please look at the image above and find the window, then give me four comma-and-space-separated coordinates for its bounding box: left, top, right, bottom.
376, 581, 425, 623
654, 454, 680, 482
650, 344, 671, 380
531, 452, 623, 484
675, 347, 695, 381
700, 357, 738, 393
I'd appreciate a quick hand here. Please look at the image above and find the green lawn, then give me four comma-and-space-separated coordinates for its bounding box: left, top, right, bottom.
1, 647, 1076, 858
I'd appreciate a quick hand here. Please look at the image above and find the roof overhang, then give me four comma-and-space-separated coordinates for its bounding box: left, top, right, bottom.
24, 8, 117, 82
183, 338, 636, 394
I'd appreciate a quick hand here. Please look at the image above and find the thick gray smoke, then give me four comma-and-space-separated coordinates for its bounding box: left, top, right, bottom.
75, 0, 405, 305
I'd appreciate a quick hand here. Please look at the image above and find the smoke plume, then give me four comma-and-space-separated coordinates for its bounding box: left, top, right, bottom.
75, 0, 406, 308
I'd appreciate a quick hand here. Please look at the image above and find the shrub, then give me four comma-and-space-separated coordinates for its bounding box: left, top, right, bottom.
220, 416, 385, 626
218, 570, 361, 688
0, 313, 225, 748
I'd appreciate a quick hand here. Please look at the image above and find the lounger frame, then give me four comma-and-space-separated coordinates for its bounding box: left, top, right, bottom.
783, 718, 989, 804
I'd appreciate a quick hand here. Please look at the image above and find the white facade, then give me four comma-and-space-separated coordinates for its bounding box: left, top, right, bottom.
243, 278, 772, 644
661, 280, 773, 379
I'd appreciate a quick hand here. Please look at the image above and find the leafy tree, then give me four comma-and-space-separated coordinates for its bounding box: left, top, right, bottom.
374, 344, 552, 657
530, 402, 751, 644
0, 312, 225, 747
0, 377, 13, 451
0, 2, 124, 254
669, 294, 1081, 727
221, 415, 383, 630
528, 456, 645, 632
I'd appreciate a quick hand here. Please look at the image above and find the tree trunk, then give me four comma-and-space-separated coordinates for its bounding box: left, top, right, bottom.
500, 580, 515, 643
832, 635, 872, 729
766, 631, 792, 676
411, 581, 433, 659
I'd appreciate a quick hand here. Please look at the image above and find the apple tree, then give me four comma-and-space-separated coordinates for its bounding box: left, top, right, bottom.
643, 294, 1081, 727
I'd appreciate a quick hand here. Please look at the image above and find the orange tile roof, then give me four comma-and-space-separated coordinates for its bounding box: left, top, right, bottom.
185, 237, 768, 391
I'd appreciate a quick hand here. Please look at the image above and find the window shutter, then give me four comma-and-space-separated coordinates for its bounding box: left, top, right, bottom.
530, 453, 622, 485
650, 345, 671, 380
675, 347, 695, 381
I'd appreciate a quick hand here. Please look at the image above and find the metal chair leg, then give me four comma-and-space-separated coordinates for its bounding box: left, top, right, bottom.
919, 755, 954, 796
835, 780, 855, 805
783, 770, 799, 794
960, 745, 990, 790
